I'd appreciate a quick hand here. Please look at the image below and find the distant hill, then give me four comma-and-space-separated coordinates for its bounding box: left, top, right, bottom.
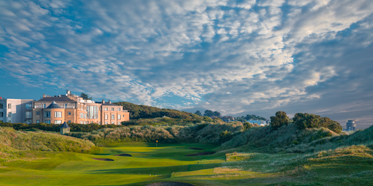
114, 102, 202, 120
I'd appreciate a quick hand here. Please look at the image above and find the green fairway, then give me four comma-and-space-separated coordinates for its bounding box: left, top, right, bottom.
1, 143, 373, 186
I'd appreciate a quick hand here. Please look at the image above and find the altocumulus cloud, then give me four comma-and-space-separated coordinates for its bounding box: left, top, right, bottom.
0, 0, 373, 128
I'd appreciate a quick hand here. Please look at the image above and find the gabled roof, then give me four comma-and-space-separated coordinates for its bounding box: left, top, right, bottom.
60, 122, 70, 128
47, 101, 62, 109
37, 96, 74, 102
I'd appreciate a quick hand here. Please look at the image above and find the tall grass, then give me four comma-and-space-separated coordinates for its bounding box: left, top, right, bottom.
0, 127, 95, 160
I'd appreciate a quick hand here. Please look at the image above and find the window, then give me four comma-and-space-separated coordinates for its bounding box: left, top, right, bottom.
0, 112, 3, 117
80, 113, 84, 118
36, 111, 40, 115
55, 120, 62, 124
68, 112, 71, 115
65, 104, 67, 108
118, 108, 121, 111
8, 112, 12, 117
80, 121, 83, 124
105, 121, 108, 124
111, 108, 114, 111
55, 112, 62, 118
111, 114, 115, 120
36, 120, 40, 123
0, 103, 3, 109
87, 106, 98, 119
105, 114, 108, 120
68, 120, 71, 123
112, 121, 115, 124
26, 111, 32, 118
118, 122, 121, 125
8, 104, 11, 109
84, 113, 87, 118
26, 103, 32, 109
45, 120, 51, 124
25, 120, 31, 124
118, 114, 121, 120
44, 111, 51, 118
43, 104, 46, 108
104, 107, 108, 111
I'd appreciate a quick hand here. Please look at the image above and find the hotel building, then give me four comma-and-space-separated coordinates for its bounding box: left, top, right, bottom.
30, 90, 129, 125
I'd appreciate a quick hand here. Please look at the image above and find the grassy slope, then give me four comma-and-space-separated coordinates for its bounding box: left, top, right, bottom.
0, 127, 95, 162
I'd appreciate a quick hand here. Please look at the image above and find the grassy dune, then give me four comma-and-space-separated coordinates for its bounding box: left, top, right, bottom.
0, 127, 94, 162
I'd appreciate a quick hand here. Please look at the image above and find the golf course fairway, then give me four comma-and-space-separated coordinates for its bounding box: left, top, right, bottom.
1, 142, 372, 186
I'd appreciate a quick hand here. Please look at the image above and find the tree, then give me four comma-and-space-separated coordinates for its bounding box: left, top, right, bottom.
293, 113, 342, 133
204, 110, 214, 117
270, 111, 289, 130
194, 110, 202, 116
80, 93, 92, 100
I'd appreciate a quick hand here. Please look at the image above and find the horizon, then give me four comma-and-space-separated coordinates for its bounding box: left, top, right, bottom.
1, 0, 372, 129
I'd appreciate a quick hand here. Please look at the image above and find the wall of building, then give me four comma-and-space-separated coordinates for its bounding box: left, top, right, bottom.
0, 99, 33, 123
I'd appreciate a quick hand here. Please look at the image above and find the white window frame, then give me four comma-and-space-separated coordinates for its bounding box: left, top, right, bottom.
80, 113, 84, 118
118, 108, 121, 111
8, 104, 11, 109
118, 114, 121, 120
111, 108, 114, 111
105, 114, 108, 120
111, 114, 115, 120
104, 107, 108, 111
55, 112, 62, 118
45, 120, 51, 124
55, 120, 62, 124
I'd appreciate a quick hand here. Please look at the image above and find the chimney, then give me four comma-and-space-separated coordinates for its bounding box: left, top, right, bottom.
108, 99, 111, 104
102, 99, 105, 104
43, 94, 46, 98
66, 90, 71, 95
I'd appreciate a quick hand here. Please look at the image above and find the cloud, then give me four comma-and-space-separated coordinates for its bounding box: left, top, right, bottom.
1, 0, 373, 128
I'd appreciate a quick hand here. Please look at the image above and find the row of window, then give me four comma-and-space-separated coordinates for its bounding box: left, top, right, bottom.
104, 114, 122, 120
0, 112, 11, 117
104, 107, 121, 111
0, 103, 11, 109
42, 111, 62, 118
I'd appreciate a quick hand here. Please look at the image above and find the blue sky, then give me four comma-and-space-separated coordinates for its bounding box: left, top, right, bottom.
1, 0, 373, 128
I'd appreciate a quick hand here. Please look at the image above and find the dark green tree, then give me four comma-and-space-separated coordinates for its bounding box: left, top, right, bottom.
80, 93, 92, 100
204, 110, 214, 117
293, 113, 342, 133
270, 111, 289, 130
194, 110, 202, 116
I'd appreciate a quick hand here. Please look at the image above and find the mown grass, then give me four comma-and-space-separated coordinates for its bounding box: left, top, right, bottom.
1, 142, 373, 186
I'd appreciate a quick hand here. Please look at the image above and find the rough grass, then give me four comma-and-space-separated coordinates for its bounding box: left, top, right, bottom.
0, 127, 95, 162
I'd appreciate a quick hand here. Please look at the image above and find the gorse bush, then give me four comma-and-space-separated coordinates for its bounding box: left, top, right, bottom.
293, 113, 343, 134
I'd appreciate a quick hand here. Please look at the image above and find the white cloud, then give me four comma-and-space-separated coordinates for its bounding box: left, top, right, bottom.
1, 0, 373, 127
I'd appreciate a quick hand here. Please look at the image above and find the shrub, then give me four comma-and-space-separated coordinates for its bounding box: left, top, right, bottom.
270, 111, 289, 130
293, 113, 342, 134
